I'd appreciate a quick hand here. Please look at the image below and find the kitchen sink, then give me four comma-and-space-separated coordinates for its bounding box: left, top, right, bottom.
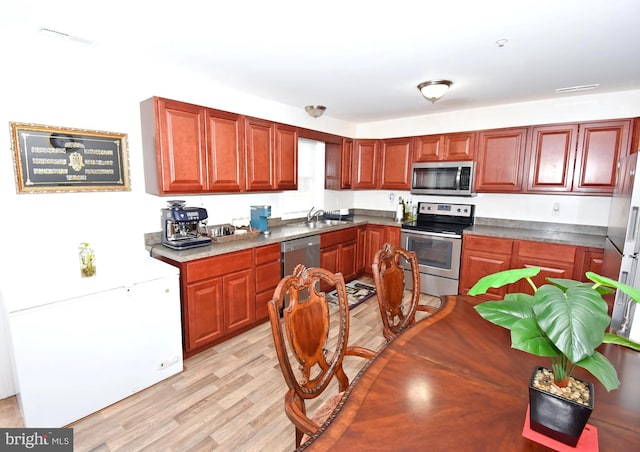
286, 219, 351, 229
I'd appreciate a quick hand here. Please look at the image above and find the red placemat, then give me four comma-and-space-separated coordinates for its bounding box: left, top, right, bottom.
522, 405, 598, 451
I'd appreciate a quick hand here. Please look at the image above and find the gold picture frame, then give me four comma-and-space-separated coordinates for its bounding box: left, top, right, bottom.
10, 122, 131, 193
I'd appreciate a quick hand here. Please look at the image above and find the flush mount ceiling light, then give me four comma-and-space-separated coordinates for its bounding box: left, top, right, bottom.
39, 27, 93, 45
305, 105, 326, 118
417, 80, 452, 103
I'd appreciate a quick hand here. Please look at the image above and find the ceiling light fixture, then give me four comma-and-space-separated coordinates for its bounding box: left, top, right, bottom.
39, 27, 93, 45
555, 84, 600, 94
305, 105, 326, 118
417, 80, 452, 103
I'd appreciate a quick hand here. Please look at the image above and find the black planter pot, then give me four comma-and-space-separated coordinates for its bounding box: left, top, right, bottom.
528, 366, 594, 447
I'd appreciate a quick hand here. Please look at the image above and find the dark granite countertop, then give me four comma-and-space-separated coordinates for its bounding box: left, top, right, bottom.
146, 214, 401, 263
464, 218, 607, 248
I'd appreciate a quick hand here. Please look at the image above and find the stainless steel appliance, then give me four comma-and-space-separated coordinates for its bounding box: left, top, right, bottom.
603, 153, 640, 341
401, 202, 475, 296
250, 205, 272, 233
410, 161, 475, 196
281, 235, 320, 277
161, 200, 212, 250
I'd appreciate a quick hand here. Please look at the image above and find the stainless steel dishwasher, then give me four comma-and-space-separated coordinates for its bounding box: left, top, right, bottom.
281, 235, 320, 277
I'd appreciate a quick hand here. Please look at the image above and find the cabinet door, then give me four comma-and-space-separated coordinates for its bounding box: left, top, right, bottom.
206, 108, 245, 192
274, 123, 298, 190
385, 225, 401, 247
339, 241, 358, 282
379, 138, 412, 190
224, 269, 255, 333
364, 225, 385, 275
460, 235, 514, 300
526, 124, 578, 192
325, 142, 342, 190
352, 139, 379, 189
186, 278, 224, 351
156, 98, 207, 192
244, 117, 275, 191
444, 132, 475, 161
413, 134, 444, 162
357, 226, 366, 275
573, 120, 631, 193
574, 247, 604, 281
475, 128, 528, 192
514, 241, 576, 294
321, 245, 340, 274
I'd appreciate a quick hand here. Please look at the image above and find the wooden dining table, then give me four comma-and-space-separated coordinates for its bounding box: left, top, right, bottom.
301, 295, 640, 450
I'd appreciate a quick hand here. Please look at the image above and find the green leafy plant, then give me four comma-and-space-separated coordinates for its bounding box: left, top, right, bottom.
469, 268, 640, 391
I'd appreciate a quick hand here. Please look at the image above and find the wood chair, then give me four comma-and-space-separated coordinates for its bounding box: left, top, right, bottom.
372, 242, 438, 341
267, 264, 376, 448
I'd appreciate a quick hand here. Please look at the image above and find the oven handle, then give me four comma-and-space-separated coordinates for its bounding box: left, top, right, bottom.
401, 229, 462, 239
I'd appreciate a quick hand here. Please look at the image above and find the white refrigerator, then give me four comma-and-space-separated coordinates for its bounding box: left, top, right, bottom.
605, 152, 640, 341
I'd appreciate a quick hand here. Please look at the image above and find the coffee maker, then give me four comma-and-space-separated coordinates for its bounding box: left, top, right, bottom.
161, 201, 212, 249
250, 205, 271, 233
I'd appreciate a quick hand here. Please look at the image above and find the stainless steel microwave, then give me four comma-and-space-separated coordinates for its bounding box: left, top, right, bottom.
410, 161, 475, 196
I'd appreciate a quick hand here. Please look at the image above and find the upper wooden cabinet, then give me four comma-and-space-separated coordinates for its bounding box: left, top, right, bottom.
526, 120, 631, 194
352, 139, 379, 189
244, 117, 298, 191
573, 120, 630, 193
325, 138, 352, 190
413, 132, 475, 162
526, 124, 579, 192
148, 97, 208, 193
141, 97, 296, 194
475, 128, 529, 192
379, 137, 413, 190
206, 108, 245, 192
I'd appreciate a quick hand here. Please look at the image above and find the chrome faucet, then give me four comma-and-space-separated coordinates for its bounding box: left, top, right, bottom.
307, 207, 325, 223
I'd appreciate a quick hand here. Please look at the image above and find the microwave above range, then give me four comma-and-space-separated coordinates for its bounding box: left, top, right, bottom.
410, 161, 475, 196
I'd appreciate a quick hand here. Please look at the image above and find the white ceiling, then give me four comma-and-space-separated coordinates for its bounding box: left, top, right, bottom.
4, 0, 640, 123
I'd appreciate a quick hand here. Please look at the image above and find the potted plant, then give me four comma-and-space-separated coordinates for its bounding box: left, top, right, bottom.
468, 267, 640, 447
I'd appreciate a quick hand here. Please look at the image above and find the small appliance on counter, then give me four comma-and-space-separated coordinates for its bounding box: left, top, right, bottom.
250, 205, 271, 234
161, 200, 212, 250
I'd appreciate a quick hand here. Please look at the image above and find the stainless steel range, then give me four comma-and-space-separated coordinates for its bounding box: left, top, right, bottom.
400, 202, 475, 296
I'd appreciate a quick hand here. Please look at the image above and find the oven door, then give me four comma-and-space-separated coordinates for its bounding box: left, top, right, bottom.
400, 230, 462, 279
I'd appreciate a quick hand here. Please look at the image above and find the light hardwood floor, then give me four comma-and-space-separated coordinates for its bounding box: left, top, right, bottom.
0, 279, 440, 451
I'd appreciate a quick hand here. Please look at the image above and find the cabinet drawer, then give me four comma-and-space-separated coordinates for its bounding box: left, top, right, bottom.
184, 250, 253, 283
256, 260, 282, 293
255, 243, 280, 265
463, 235, 514, 254
517, 240, 576, 263
321, 227, 357, 248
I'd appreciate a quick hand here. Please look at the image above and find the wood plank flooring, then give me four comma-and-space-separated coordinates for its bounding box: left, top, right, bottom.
0, 279, 441, 451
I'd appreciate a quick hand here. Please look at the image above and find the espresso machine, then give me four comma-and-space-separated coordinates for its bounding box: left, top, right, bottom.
161, 201, 212, 249
250, 205, 271, 234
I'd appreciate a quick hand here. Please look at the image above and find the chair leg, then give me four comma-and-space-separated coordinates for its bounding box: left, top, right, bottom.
295, 427, 304, 448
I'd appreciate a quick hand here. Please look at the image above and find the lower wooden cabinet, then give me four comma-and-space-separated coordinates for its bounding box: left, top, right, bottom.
254, 244, 282, 322
362, 224, 401, 276
321, 228, 358, 285
181, 249, 255, 357
460, 234, 602, 301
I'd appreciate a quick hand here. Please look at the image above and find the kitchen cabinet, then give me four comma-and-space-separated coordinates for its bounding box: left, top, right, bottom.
182, 249, 255, 357
325, 138, 353, 190
513, 240, 576, 294
574, 246, 604, 281
474, 127, 529, 192
362, 224, 401, 275
460, 235, 599, 300
141, 97, 245, 194
254, 244, 282, 322
631, 117, 640, 154
320, 227, 358, 283
244, 117, 298, 191
356, 225, 367, 275
351, 139, 379, 189
413, 132, 475, 162
379, 137, 413, 190
460, 235, 515, 301
526, 120, 631, 194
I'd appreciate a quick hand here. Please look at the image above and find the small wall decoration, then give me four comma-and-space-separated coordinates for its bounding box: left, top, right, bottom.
10, 122, 131, 193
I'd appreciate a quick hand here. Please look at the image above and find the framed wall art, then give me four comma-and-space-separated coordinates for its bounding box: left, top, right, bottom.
10, 122, 131, 193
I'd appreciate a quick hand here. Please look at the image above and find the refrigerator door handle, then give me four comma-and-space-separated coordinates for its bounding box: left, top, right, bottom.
630, 205, 640, 255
